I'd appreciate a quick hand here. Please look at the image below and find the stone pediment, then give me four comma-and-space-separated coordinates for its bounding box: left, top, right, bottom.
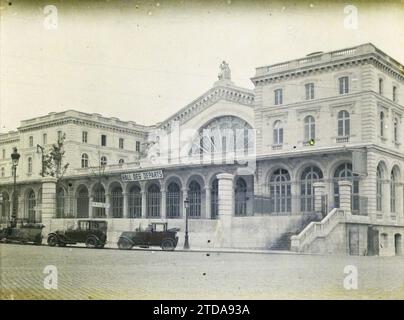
158, 84, 254, 132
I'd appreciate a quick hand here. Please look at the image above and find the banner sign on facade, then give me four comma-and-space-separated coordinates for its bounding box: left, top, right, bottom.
121, 170, 163, 182
92, 202, 110, 209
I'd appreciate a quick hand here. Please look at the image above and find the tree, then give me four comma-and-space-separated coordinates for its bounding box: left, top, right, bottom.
40, 133, 69, 181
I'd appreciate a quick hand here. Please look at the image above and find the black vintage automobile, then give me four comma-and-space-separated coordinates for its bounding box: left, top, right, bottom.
47, 220, 107, 248
0, 220, 44, 245
117, 222, 179, 251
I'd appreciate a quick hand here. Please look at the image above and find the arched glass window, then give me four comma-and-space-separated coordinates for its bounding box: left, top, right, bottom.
1, 192, 10, 220
337, 110, 350, 137
166, 182, 180, 218
273, 120, 284, 145
333, 163, 359, 211
235, 178, 248, 216
56, 188, 65, 218
118, 159, 124, 165
192, 116, 252, 163
300, 166, 323, 212
111, 186, 123, 218
93, 184, 106, 218
147, 184, 161, 217
269, 169, 291, 213
304, 116, 316, 141
27, 190, 36, 222
100, 156, 107, 166
390, 170, 397, 213
76, 186, 89, 218
128, 185, 142, 218
394, 118, 399, 143
28, 157, 33, 174
380, 112, 385, 137
376, 165, 383, 212
188, 181, 201, 218
211, 179, 219, 219
81, 153, 89, 168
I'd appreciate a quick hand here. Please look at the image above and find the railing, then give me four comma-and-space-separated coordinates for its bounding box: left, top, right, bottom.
331, 48, 356, 57
291, 208, 346, 252
253, 194, 328, 216
336, 136, 349, 143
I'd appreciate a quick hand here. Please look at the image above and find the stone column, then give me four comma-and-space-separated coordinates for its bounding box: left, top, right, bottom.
105, 193, 111, 218
338, 180, 352, 212
313, 181, 326, 214
161, 189, 166, 219
217, 173, 234, 248
89, 195, 94, 218
41, 177, 58, 241
359, 150, 377, 220
141, 191, 147, 218
205, 186, 211, 219
123, 192, 129, 218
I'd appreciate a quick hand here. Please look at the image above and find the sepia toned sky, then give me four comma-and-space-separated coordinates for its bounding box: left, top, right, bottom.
1, 0, 403, 132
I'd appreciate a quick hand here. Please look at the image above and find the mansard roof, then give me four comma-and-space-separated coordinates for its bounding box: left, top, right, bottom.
156, 82, 254, 131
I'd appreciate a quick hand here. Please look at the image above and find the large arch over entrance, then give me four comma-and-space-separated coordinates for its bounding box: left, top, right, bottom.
268, 168, 291, 214
1, 191, 10, 222
92, 183, 106, 218
333, 162, 359, 211
147, 183, 161, 218
235, 177, 247, 216
128, 184, 142, 218
166, 181, 181, 218
76, 185, 89, 218
300, 166, 323, 213
26, 189, 36, 222
189, 115, 253, 162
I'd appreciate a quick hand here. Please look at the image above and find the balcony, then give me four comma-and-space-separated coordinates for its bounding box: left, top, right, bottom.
336, 136, 349, 143
271, 144, 283, 151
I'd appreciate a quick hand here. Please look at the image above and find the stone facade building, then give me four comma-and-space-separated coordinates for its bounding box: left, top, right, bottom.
1, 43, 403, 255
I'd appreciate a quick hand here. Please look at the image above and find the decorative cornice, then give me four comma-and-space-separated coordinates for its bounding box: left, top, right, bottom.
252, 47, 404, 86
17, 117, 147, 137
158, 85, 254, 131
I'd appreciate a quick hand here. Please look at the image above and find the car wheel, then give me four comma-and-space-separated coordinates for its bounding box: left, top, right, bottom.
161, 239, 175, 251
118, 238, 132, 250
47, 235, 58, 247
85, 237, 97, 248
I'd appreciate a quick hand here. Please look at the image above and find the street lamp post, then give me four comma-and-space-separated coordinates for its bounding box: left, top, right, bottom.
11, 147, 21, 228
183, 197, 190, 250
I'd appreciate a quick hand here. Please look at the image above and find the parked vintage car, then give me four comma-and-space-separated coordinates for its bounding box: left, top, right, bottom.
47, 220, 107, 248
117, 222, 179, 251
0, 220, 44, 245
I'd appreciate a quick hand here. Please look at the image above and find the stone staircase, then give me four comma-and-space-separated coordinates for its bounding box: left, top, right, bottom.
290, 208, 346, 253
270, 213, 322, 250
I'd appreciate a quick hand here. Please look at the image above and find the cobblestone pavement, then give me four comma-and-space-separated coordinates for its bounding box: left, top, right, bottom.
1, 243, 404, 299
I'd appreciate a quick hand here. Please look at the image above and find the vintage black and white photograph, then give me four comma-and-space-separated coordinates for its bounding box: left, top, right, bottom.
0, 0, 404, 302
